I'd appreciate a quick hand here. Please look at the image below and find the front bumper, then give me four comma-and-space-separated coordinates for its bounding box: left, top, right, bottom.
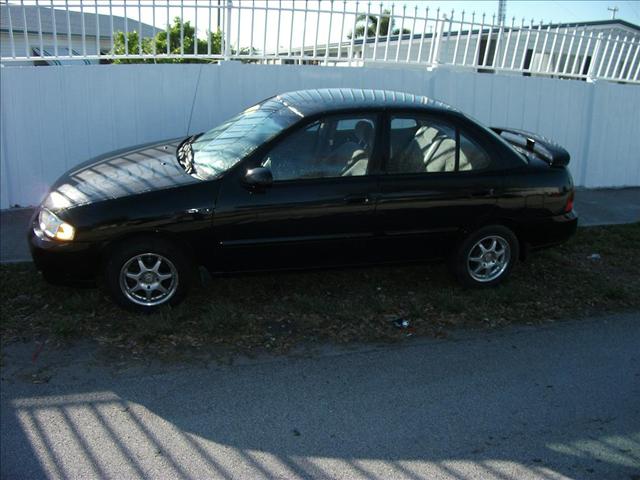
29, 219, 100, 286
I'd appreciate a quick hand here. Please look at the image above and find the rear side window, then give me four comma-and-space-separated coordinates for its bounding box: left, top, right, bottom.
387, 115, 491, 174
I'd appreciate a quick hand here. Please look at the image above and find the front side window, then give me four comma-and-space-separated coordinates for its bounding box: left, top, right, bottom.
387, 115, 491, 174
262, 114, 377, 181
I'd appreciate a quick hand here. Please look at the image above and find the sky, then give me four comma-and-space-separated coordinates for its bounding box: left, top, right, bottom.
395, 1, 640, 24
40, 1, 640, 52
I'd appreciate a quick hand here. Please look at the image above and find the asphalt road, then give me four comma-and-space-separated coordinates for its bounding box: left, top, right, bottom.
1, 313, 639, 480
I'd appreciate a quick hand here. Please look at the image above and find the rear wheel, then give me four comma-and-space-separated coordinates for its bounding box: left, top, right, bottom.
452, 225, 519, 288
104, 237, 193, 312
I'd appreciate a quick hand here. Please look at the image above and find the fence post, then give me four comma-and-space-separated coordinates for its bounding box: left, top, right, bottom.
587, 33, 603, 82
224, 0, 232, 60
430, 12, 444, 69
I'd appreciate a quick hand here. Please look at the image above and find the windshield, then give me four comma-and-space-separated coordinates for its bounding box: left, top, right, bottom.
191, 98, 303, 178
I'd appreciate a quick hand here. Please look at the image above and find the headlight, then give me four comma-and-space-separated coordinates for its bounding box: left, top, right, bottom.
38, 208, 76, 241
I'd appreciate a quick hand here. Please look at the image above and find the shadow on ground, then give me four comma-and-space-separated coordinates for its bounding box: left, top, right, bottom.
2, 314, 639, 479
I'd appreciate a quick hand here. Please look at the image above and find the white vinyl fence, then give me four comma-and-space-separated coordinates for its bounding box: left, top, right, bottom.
1, 61, 639, 209
2, 1, 640, 84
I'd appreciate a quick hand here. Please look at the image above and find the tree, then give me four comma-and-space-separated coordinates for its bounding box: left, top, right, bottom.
111, 17, 223, 63
348, 10, 411, 39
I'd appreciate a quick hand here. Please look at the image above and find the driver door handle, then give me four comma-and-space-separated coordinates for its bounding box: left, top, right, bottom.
470, 188, 495, 197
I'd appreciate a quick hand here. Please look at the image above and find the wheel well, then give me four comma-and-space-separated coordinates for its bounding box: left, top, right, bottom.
463, 219, 528, 261
98, 231, 196, 269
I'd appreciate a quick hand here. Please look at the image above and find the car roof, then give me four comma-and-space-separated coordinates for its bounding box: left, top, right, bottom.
266, 88, 457, 117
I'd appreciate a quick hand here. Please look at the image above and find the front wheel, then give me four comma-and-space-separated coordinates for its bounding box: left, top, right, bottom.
104, 237, 194, 312
452, 225, 519, 288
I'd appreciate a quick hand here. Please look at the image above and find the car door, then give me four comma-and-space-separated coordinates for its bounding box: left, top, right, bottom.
374, 112, 504, 261
212, 112, 382, 271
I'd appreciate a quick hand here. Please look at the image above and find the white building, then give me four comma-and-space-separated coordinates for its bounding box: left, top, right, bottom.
284, 19, 640, 81
1, 3, 159, 65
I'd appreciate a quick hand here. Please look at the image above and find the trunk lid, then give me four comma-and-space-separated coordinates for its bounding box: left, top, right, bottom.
491, 127, 570, 167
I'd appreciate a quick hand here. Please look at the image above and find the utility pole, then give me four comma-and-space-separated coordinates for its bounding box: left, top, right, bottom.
497, 0, 507, 26
607, 6, 619, 19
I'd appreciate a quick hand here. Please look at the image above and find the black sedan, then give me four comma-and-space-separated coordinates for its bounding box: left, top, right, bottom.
30, 89, 577, 312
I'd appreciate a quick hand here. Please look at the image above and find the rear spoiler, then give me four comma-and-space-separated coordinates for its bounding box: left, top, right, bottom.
490, 127, 570, 167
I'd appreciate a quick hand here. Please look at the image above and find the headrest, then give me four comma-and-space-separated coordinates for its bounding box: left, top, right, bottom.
355, 121, 374, 144
415, 125, 430, 137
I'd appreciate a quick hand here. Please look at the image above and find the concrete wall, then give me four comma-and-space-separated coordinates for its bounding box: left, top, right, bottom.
1, 62, 639, 209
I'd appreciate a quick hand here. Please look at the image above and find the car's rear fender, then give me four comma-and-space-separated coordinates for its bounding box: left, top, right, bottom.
457, 215, 528, 261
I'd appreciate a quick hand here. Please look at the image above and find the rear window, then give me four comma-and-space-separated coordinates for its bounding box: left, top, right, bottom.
482, 126, 529, 164
458, 112, 528, 165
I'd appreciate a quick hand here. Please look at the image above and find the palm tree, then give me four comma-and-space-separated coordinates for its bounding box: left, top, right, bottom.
347, 10, 411, 39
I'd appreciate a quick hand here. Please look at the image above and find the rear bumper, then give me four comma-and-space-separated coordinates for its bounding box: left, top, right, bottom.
524, 210, 578, 249
29, 222, 100, 286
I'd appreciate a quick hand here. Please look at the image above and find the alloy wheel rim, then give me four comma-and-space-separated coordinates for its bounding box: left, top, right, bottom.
119, 253, 178, 306
466, 235, 511, 283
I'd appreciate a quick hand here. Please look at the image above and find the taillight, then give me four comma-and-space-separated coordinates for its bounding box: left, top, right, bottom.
565, 190, 575, 213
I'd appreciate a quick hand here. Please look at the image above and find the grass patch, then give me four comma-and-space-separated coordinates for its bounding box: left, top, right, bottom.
1, 223, 639, 356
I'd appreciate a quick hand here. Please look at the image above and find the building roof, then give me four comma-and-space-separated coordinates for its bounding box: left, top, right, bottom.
553, 18, 640, 31
0, 4, 159, 38
271, 88, 455, 116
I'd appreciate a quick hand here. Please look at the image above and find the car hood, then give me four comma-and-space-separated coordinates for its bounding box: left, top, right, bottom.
42, 138, 201, 211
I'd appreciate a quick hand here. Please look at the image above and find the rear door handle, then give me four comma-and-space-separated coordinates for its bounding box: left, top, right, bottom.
344, 194, 371, 204
185, 207, 213, 218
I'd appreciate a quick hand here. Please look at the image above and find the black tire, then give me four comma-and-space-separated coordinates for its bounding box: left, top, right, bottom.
452, 225, 519, 288
104, 236, 194, 313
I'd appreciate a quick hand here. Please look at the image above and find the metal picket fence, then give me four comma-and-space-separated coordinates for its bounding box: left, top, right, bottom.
1, 0, 639, 83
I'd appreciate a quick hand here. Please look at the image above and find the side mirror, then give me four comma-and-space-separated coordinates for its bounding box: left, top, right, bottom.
244, 167, 273, 189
